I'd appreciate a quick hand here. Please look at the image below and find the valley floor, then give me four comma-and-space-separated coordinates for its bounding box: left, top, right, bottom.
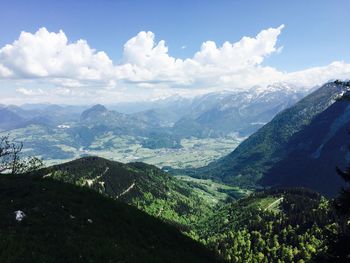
2, 125, 242, 169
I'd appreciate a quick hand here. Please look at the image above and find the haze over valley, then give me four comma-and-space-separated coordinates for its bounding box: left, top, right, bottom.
0, 83, 306, 169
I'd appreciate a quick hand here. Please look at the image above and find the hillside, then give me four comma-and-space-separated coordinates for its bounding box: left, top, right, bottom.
194, 81, 349, 188
0, 174, 217, 263
39, 157, 216, 229
80, 104, 154, 132
193, 188, 337, 262
260, 93, 350, 196
0, 106, 24, 130
78, 104, 182, 149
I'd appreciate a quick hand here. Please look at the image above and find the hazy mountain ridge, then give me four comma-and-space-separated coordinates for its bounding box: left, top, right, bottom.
0, 106, 25, 130
172, 84, 306, 137
0, 104, 86, 131
81, 104, 152, 128
0, 84, 309, 163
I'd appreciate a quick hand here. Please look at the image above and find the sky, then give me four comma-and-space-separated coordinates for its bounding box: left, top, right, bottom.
0, 0, 350, 104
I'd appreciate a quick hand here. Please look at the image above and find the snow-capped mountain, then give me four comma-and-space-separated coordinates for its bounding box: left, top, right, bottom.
172, 83, 308, 137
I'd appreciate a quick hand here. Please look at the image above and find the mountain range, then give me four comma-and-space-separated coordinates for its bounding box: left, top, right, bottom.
1, 83, 307, 137
0, 104, 86, 131
3, 80, 349, 197
0, 84, 308, 166
172, 83, 305, 137
191, 80, 350, 196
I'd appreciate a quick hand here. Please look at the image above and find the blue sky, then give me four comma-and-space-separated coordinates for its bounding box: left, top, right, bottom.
0, 0, 349, 104
1, 0, 349, 70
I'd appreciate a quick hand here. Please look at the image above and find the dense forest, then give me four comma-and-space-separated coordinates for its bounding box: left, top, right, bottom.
192, 188, 339, 262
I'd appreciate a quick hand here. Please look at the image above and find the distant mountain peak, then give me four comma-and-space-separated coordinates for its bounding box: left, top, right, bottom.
89, 104, 107, 112
80, 104, 108, 120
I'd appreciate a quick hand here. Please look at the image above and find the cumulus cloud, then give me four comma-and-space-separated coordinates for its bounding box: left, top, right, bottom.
193, 25, 284, 69
285, 61, 350, 87
117, 31, 185, 83
0, 26, 350, 104
115, 25, 285, 87
0, 27, 114, 81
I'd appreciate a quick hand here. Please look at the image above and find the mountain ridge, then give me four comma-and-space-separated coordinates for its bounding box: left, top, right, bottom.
38, 156, 215, 228
0, 174, 217, 262
190, 81, 350, 190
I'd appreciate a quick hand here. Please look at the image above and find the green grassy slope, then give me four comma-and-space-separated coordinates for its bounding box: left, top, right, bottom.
0, 175, 218, 263
38, 156, 215, 229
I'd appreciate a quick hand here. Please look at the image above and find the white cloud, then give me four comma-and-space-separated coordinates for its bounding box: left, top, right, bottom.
193, 25, 284, 69
0, 26, 350, 104
285, 61, 350, 87
116, 31, 185, 83
0, 64, 13, 77
115, 25, 286, 87
16, 88, 44, 96
0, 27, 114, 81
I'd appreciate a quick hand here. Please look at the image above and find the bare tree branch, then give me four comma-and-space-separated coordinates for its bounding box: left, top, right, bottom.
0, 135, 43, 175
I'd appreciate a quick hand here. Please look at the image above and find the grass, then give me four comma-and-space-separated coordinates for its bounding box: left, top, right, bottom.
246, 196, 283, 213
176, 175, 251, 205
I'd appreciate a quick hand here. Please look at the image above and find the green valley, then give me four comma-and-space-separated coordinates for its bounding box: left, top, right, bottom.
1, 126, 241, 169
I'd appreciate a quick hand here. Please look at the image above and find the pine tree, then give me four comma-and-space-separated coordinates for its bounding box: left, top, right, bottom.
334, 166, 350, 214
